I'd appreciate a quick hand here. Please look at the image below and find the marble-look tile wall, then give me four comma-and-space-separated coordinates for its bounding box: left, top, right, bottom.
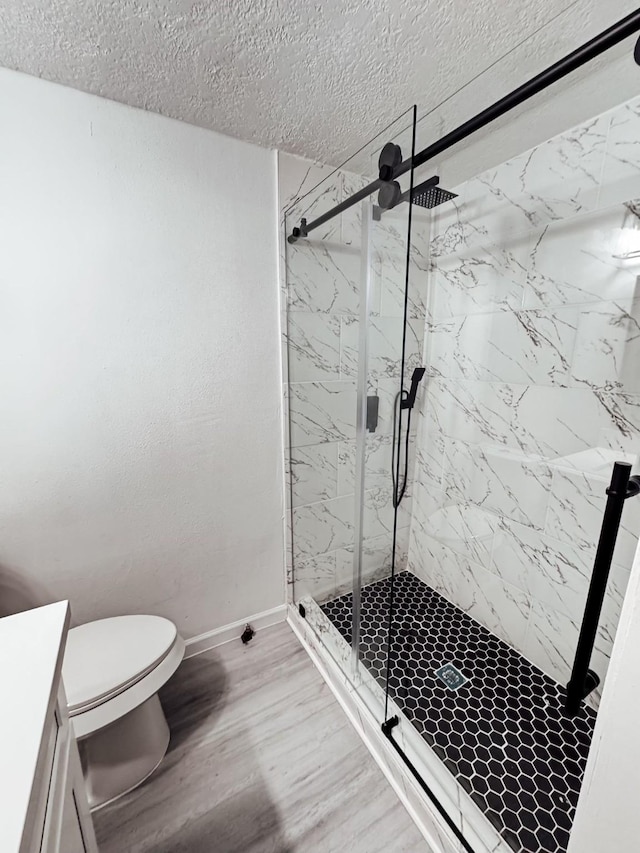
279, 152, 429, 604
408, 94, 640, 708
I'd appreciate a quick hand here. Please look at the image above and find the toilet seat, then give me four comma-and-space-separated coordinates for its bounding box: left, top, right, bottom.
62, 615, 185, 739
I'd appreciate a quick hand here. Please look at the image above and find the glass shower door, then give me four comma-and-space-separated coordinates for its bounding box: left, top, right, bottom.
284, 108, 418, 703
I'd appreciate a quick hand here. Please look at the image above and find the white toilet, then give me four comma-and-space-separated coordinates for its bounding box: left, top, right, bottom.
62, 614, 185, 809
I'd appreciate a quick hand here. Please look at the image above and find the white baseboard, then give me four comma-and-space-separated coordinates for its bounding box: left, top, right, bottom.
184, 604, 287, 658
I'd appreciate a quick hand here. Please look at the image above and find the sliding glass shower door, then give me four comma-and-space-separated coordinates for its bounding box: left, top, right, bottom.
284, 108, 418, 694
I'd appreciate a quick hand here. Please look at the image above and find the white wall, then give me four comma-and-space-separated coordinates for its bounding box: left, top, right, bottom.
0, 68, 285, 637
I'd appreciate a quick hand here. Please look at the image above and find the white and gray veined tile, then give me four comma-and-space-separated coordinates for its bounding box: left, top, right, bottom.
428, 231, 534, 320
363, 486, 411, 541
289, 443, 339, 507
443, 439, 551, 531
427, 306, 578, 386
570, 297, 640, 394
291, 494, 355, 560
334, 528, 409, 595
285, 170, 342, 243
524, 599, 578, 688
456, 559, 532, 653
287, 240, 360, 314
337, 433, 394, 496
429, 192, 488, 259
293, 551, 337, 602
286, 312, 341, 382
340, 170, 370, 248
599, 95, 640, 209
424, 377, 514, 448
377, 247, 429, 320
279, 151, 338, 224
509, 384, 609, 459
545, 465, 640, 568
414, 502, 497, 568
523, 595, 617, 710
340, 315, 422, 380
413, 417, 446, 489
288, 381, 356, 447
491, 518, 598, 617
523, 204, 639, 310
463, 112, 608, 238
595, 391, 640, 446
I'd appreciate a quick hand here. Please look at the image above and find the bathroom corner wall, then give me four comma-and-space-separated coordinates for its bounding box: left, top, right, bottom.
278, 152, 428, 605
0, 68, 285, 636
408, 95, 640, 706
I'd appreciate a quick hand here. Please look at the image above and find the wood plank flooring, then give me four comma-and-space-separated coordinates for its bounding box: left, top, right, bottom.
93, 621, 430, 853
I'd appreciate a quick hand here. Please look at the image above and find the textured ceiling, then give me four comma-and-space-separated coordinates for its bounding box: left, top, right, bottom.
0, 0, 636, 165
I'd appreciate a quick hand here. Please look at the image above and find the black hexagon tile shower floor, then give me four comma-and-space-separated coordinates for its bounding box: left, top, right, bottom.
321, 571, 596, 853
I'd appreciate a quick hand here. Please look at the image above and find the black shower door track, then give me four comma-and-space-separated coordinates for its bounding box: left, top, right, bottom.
382, 715, 476, 853
288, 8, 640, 243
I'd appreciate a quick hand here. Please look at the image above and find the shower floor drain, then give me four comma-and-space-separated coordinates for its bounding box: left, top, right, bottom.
321, 572, 596, 853
435, 663, 468, 690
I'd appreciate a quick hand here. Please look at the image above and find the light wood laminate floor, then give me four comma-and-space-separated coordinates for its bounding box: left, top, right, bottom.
93, 621, 430, 853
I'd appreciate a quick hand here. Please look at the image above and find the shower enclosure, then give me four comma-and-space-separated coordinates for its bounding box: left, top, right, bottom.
282, 9, 640, 853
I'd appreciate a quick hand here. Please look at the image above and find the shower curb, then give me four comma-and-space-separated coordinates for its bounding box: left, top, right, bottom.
287, 605, 505, 853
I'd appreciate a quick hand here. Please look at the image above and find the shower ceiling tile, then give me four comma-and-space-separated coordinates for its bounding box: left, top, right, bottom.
288, 380, 356, 447
570, 297, 640, 394
286, 242, 360, 314
286, 313, 341, 382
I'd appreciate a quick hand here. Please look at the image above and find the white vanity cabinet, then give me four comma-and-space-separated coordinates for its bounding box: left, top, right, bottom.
0, 601, 97, 853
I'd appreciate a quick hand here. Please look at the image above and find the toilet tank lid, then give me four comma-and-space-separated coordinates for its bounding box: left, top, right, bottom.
62, 615, 179, 712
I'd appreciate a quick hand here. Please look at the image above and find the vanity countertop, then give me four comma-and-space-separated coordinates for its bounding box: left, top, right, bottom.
0, 600, 70, 852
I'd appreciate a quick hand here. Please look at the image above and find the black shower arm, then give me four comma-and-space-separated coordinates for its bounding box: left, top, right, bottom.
288, 8, 640, 244
564, 462, 640, 717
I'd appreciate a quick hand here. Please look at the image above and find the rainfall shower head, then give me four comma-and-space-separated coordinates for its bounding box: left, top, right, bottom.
376, 175, 457, 211
411, 179, 458, 209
